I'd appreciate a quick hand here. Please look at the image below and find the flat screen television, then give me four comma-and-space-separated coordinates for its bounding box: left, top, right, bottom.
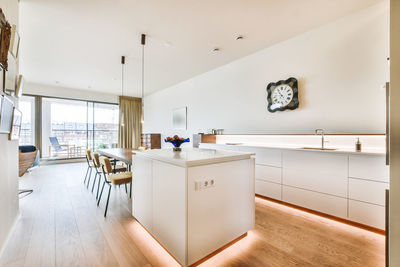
0, 95, 14, 133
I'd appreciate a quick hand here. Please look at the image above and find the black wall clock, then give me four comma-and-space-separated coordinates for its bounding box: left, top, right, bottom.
266, 77, 299, 113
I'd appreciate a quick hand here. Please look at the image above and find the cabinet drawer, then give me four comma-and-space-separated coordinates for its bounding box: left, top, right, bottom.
282, 150, 348, 171
349, 200, 385, 229
349, 178, 389, 206
349, 155, 389, 182
282, 151, 347, 198
255, 180, 281, 200
241, 147, 281, 167
282, 168, 347, 198
282, 186, 347, 218
255, 164, 281, 184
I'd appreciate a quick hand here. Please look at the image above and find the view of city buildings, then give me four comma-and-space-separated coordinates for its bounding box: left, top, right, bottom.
19, 96, 119, 159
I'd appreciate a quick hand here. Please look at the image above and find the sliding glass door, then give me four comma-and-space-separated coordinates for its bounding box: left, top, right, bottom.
92, 103, 119, 149
38, 97, 118, 159
87, 102, 119, 150
42, 98, 88, 158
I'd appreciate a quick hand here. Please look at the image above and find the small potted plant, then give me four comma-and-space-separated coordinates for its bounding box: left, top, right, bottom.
165, 135, 190, 152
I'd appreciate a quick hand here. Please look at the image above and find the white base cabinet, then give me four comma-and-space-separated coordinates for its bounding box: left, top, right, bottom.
349, 200, 386, 229
255, 180, 281, 200
200, 143, 389, 230
282, 186, 348, 218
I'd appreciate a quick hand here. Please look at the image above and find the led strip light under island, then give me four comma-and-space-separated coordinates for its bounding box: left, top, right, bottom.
132, 148, 255, 266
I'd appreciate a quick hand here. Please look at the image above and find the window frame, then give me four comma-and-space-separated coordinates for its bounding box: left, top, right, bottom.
23, 94, 119, 161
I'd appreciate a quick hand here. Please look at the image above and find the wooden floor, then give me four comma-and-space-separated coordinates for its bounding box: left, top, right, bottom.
0, 163, 384, 267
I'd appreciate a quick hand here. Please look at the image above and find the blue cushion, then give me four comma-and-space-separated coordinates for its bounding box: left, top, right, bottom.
19, 145, 37, 153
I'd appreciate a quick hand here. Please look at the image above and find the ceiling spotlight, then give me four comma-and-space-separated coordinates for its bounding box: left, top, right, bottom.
213, 48, 220, 52
236, 35, 244, 40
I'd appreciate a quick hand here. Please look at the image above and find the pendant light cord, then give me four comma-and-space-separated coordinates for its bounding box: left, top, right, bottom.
140, 34, 146, 124
121, 56, 125, 127
141, 42, 145, 107
122, 63, 124, 97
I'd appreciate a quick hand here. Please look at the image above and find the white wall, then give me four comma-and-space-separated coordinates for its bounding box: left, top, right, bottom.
143, 2, 389, 143
0, 0, 19, 255
24, 82, 119, 104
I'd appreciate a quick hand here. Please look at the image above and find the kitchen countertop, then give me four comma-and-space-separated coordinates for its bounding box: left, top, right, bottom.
200, 142, 385, 156
133, 148, 255, 167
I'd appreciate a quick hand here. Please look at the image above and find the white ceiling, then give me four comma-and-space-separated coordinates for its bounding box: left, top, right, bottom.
19, 0, 382, 97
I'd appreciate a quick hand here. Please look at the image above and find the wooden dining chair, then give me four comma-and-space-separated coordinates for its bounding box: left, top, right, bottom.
97, 156, 132, 217
84, 149, 94, 187
91, 152, 127, 200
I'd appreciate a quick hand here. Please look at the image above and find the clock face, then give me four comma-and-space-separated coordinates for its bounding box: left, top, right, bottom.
271, 84, 293, 109
266, 77, 299, 112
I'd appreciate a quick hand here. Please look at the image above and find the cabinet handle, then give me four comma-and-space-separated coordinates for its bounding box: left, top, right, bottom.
386, 82, 390, 166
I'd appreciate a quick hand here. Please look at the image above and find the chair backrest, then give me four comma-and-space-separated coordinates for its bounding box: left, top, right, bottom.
86, 149, 92, 161
93, 153, 101, 168
100, 156, 113, 174
49, 137, 62, 151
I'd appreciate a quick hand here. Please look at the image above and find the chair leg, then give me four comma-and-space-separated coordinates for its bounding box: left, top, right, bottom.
97, 181, 106, 206
124, 183, 128, 194
130, 182, 132, 199
84, 166, 89, 184
86, 168, 92, 188
91, 173, 97, 193
104, 185, 112, 217
96, 176, 101, 200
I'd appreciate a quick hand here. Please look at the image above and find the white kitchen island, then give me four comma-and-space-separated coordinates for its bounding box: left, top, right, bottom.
132, 148, 255, 266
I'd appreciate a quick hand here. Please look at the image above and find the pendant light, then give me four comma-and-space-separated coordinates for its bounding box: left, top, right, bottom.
141, 34, 146, 124
121, 55, 125, 127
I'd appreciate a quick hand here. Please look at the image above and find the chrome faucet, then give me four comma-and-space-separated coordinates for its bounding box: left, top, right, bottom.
315, 129, 326, 149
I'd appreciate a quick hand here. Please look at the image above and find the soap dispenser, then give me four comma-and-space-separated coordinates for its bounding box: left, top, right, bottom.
355, 138, 362, 152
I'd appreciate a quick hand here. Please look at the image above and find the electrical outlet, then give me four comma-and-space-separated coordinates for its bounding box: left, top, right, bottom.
195, 179, 216, 190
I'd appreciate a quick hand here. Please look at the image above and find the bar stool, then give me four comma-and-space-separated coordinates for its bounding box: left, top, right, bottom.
97, 156, 132, 217
92, 152, 126, 200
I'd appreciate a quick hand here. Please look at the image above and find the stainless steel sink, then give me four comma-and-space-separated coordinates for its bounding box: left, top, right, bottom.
300, 147, 337, 151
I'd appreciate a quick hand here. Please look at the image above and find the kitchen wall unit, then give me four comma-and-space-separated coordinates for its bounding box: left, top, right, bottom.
200, 143, 389, 229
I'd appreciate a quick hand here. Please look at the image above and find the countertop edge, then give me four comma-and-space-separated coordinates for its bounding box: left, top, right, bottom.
199, 143, 385, 156
133, 150, 254, 167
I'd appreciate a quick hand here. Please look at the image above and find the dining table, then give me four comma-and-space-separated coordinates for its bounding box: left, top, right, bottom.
97, 148, 137, 170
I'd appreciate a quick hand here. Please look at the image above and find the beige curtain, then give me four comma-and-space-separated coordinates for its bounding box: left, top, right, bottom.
118, 96, 142, 149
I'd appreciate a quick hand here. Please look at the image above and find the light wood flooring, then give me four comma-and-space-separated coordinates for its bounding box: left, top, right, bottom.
0, 162, 384, 267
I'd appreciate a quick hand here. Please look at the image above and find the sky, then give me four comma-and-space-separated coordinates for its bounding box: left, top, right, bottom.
50, 102, 118, 124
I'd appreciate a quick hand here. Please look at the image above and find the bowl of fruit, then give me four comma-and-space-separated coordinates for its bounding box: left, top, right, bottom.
164, 135, 190, 151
